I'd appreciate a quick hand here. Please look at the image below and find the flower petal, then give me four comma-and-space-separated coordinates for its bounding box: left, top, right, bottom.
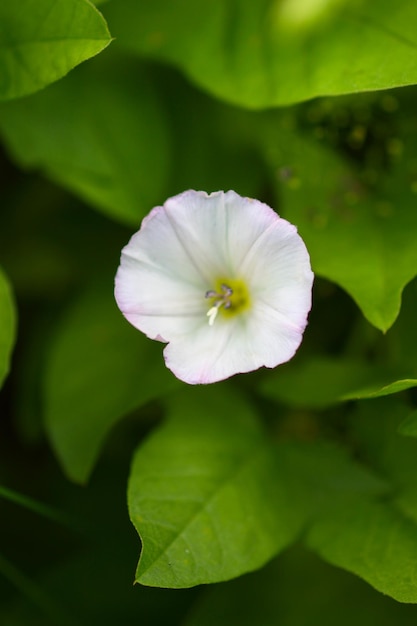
115, 190, 314, 384
115, 257, 205, 341
157, 190, 283, 278
163, 318, 253, 384
242, 216, 314, 328
163, 300, 308, 385
115, 196, 212, 341
220, 192, 283, 271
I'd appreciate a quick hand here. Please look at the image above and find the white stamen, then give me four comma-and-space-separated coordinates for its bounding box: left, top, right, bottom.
207, 306, 219, 326
205, 283, 234, 326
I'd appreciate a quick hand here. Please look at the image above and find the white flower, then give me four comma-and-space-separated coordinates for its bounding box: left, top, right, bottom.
115, 190, 314, 384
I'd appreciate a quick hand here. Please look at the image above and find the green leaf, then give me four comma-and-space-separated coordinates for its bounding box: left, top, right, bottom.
306, 398, 417, 602
0, 267, 16, 389
103, 0, 417, 108
260, 102, 417, 331
307, 498, 417, 603
386, 271, 417, 369
398, 410, 417, 438
0, 0, 111, 101
260, 356, 385, 409
44, 284, 180, 484
350, 398, 417, 524
128, 389, 384, 589
260, 355, 417, 408
345, 379, 417, 401
274, 440, 386, 520
128, 387, 303, 588
0, 53, 171, 225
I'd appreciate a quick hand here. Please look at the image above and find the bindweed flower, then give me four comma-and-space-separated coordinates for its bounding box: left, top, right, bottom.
115, 190, 314, 384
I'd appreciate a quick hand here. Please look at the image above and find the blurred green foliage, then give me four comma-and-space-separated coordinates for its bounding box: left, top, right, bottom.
104, 0, 417, 108
0, 268, 15, 388
2, 0, 417, 624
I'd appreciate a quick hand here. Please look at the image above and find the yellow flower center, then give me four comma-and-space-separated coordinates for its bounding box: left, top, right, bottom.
205, 278, 251, 325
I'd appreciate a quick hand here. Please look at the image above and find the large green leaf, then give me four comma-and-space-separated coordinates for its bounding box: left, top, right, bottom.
44, 284, 180, 484
0, 267, 16, 390
103, 0, 417, 108
0, 54, 171, 225
128, 388, 384, 588
259, 97, 417, 331
0, 0, 111, 101
307, 498, 417, 604
306, 398, 417, 603
128, 387, 304, 588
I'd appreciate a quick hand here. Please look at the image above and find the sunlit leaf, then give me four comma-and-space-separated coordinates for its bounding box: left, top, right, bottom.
44, 284, 179, 484
0, 53, 171, 225
0, 267, 16, 389
128, 390, 384, 588
0, 0, 111, 101
103, 0, 417, 108
128, 387, 304, 588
